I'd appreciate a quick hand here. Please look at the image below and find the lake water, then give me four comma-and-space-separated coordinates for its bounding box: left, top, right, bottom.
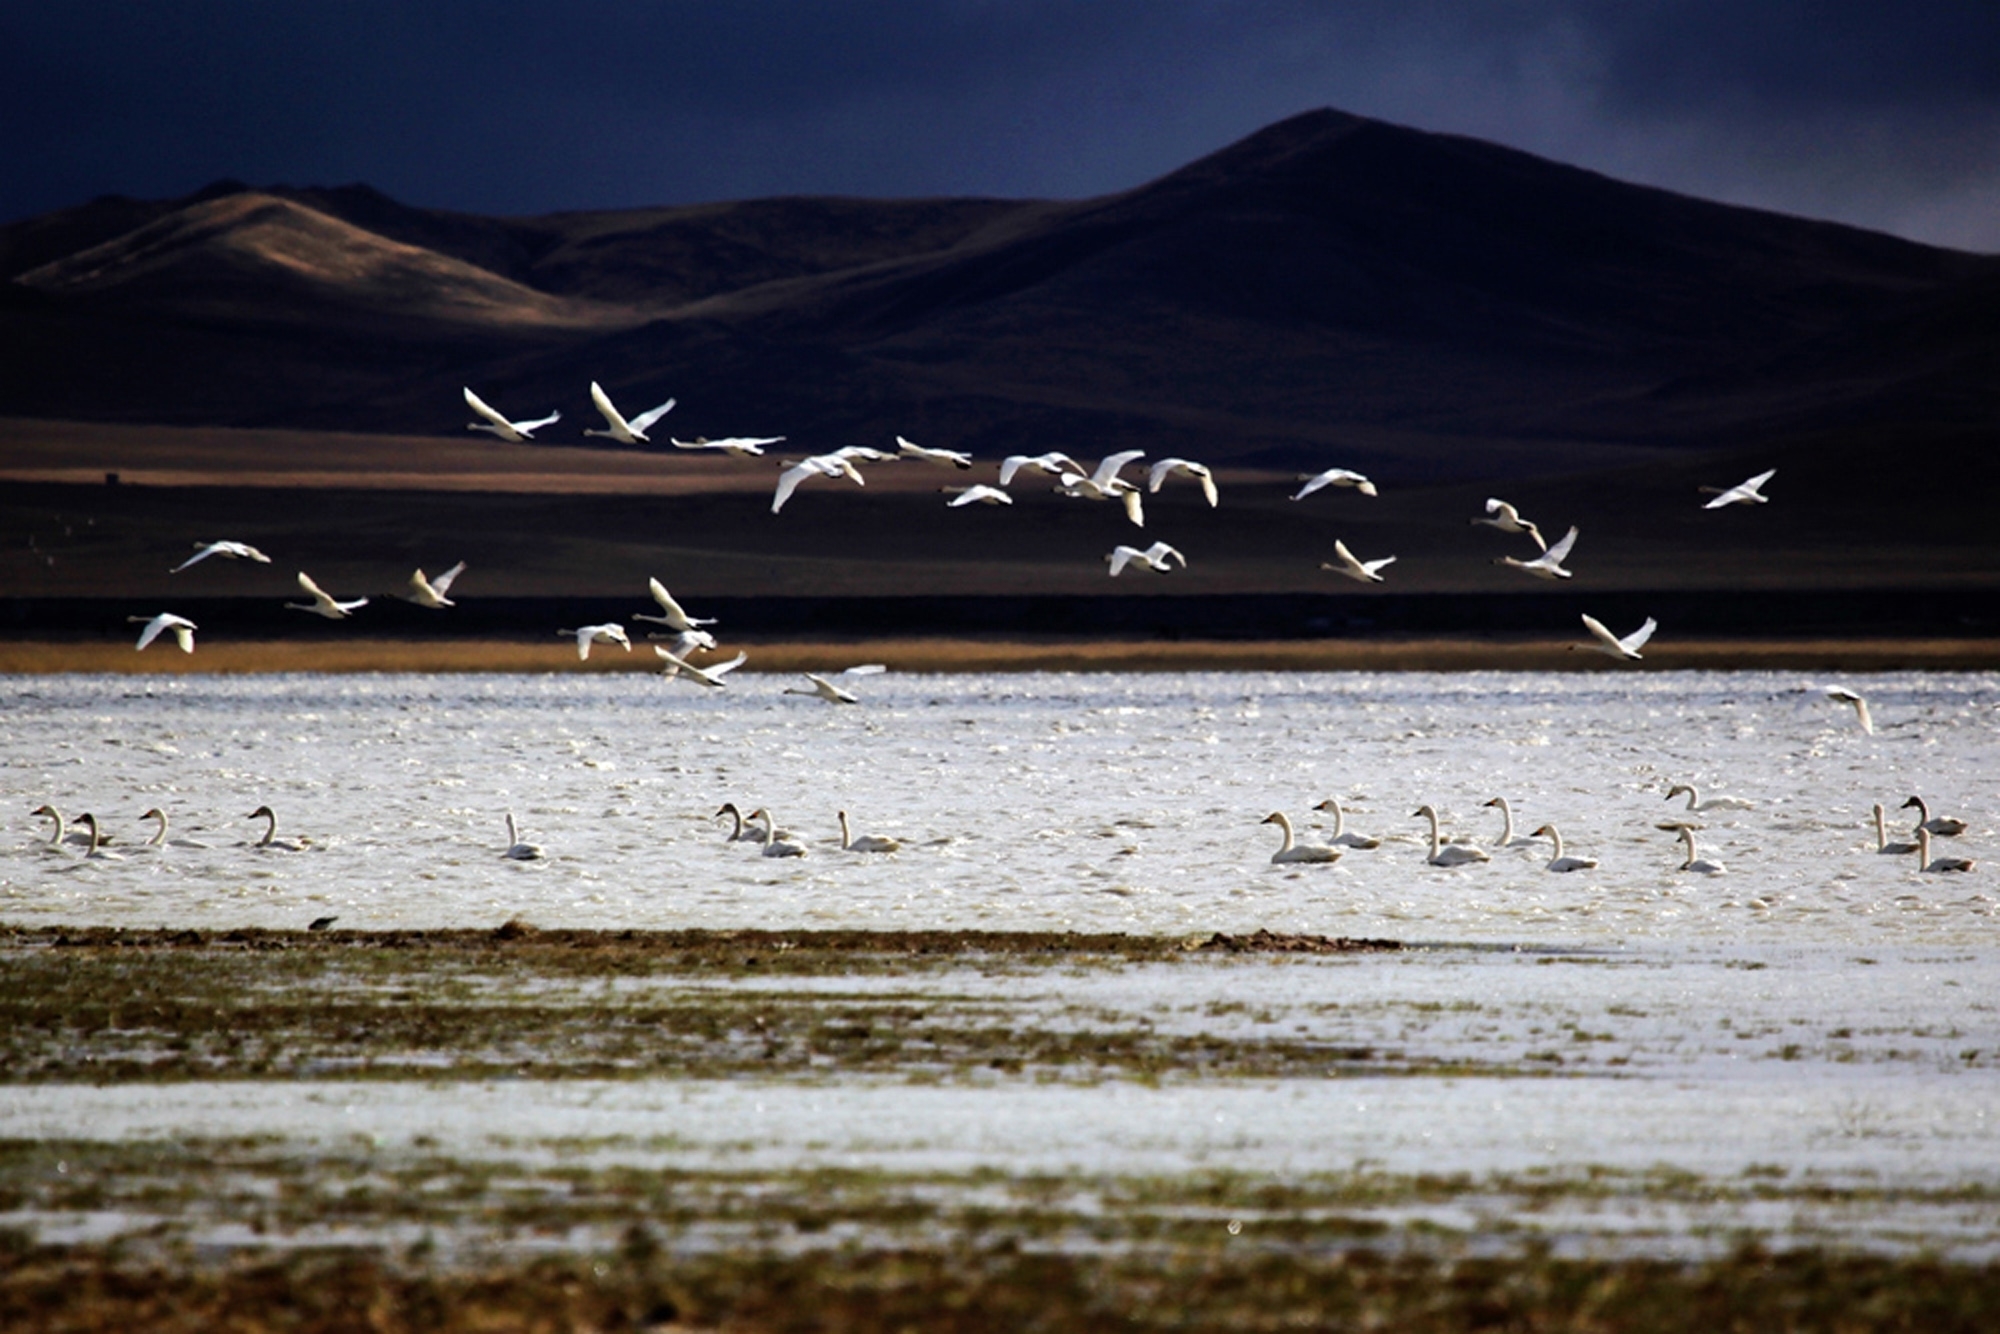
5, 669, 1998, 1260
4, 669, 1994, 942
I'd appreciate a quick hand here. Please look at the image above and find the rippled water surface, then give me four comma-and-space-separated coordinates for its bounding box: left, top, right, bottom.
5, 669, 1995, 941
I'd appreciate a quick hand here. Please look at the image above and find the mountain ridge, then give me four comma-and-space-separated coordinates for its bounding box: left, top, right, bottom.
2, 107, 1993, 478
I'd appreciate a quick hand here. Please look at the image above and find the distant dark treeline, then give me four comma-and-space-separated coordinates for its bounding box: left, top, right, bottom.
6, 590, 1995, 642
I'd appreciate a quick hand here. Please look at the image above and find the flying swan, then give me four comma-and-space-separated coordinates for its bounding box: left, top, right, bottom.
406, 561, 466, 609
1321, 539, 1395, 584
463, 387, 559, 441
1496, 526, 1577, 580
1471, 499, 1545, 551
560, 624, 632, 660
585, 381, 675, 444
1701, 468, 1776, 509
1577, 613, 1657, 661
129, 612, 196, 653
171, 540, 271, 574
286, 572, 368, 619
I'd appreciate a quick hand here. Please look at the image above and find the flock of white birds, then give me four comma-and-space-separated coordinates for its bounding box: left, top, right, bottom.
90, 382, 1973, 876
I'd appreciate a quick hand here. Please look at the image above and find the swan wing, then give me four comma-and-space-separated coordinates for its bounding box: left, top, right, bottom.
296, 571, 331, 605
462, 387, 515, 433
1145, 542, 1185, 569
706, 651, 749, 679
1619, 617, 1658, 655
1290, 470, 1332, 501
169, 620, 196, 653
628, 398, 676, 433
589, 381, 631, 435
1145, 459, 1179, 492
1580, 614, 1624, 655
131, 614, 169, 650
997, 456, 1029, 486
771, 461, 815, 513
838, 663, 887, 677
429, 561, 467, 596
1092, 450, 1146, 488
1197, 467, 1219, 507
1120, 487, 1145, 527
1541, 526, 1579, 564
170, 542, 223, 573
515, 409, 560, 437
648, 577, 690, 623
1107, 546, 1138, 577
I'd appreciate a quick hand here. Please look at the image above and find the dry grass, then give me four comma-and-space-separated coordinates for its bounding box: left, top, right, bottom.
2, 636, 1997, 675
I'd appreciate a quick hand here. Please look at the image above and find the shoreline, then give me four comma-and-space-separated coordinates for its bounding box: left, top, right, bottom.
3, 634, 1998, 673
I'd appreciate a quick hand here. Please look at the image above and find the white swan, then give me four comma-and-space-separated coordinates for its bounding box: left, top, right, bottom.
1665, 783, 1754, 813
1495, 525, 1577, 580
1260, 812, 1341, 864
560, 623, 631, 660
1901, 795, 1967, 837
406, 561, 466, 609
997, 452, 1083, 486
1676, 826, 1725, 874
784, 665, 884, 704
1146, 458, 1219, 507
1056, 452, 1147, 526
585, 381, 675, 444
1106, 542, 1185, 576
1825, 686, 1874, 735
669, 435, 784, 457
1311, 797, 1381, 848
944, 484, 1013, 507
1321, 539, 1395, 584
896, 435, 973, 469
170, 540, 271, 574
502, 812, 544, 860
655, 646, 747, 687
129, 612, 196, 653
1917, 827, 1975, 873
1871, 804, 1919, 856
1530, 823, 1598, 873
1577, 613, 1656, 661
31, 804, 97, 848
464, 387, 559, 441
772, 453, 865, 514
714, 803, 757, 842
1290, 467, 1377, 501
1479, 797, 1541, 849
1470, 499, 1545, 551
286, 571, 368, 619
747, 808, 807, 858
246, 805, 307, 851
140, 808, 210, 849
838, 810, 900, 853
1701, 467, 1775, 509
633, 577, 717, 636
70, 813, 121, 860
1413, 805, 1491, 866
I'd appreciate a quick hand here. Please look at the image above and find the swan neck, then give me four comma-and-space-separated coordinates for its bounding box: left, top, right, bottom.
1547, 827, 1563, 859
148, 813, 168, 846
1274, 813, 1295, 852
839, 812, 852, 849
259, 811, 276, 847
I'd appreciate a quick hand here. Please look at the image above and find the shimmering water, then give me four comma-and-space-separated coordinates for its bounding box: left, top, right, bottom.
4, 670, 1994, 941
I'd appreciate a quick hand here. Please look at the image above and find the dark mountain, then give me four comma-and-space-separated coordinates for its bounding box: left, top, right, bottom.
3, 109, 1994, 479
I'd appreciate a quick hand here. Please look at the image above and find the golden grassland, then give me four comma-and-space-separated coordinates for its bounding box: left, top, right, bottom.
2, 635, 1997, 674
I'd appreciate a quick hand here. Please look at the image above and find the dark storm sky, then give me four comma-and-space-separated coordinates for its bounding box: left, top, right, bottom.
6, 1, 1998, 250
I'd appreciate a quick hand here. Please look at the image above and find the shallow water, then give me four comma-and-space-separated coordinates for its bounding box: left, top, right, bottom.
4, 670, 1994, 942
5, 670, 1998, 1260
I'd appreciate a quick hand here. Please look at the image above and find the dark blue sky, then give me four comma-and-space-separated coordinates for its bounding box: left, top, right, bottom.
6, 1, 1997, 250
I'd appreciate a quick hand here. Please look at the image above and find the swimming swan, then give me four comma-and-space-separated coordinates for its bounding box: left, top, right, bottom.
502, 812, 545, 860
1666, 783, 1754, 813
140, 808, 210, 849
838, 810, 900, 853
246, 805, 308, 851
1413, 805, 1491, 866
1871, 804, 1919, 856
1916, 828, 1975, 873
747, 808, 807, 858
1480, 797, 1542, 849
1901, 795, 1967, 837
1676, 827, 1725, 874
71, 813, 121, 859
1311, 797, 1381, 848
1530, 823, 1598, 873
1260, 812, 1341, 864
32, 803, 99, 848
